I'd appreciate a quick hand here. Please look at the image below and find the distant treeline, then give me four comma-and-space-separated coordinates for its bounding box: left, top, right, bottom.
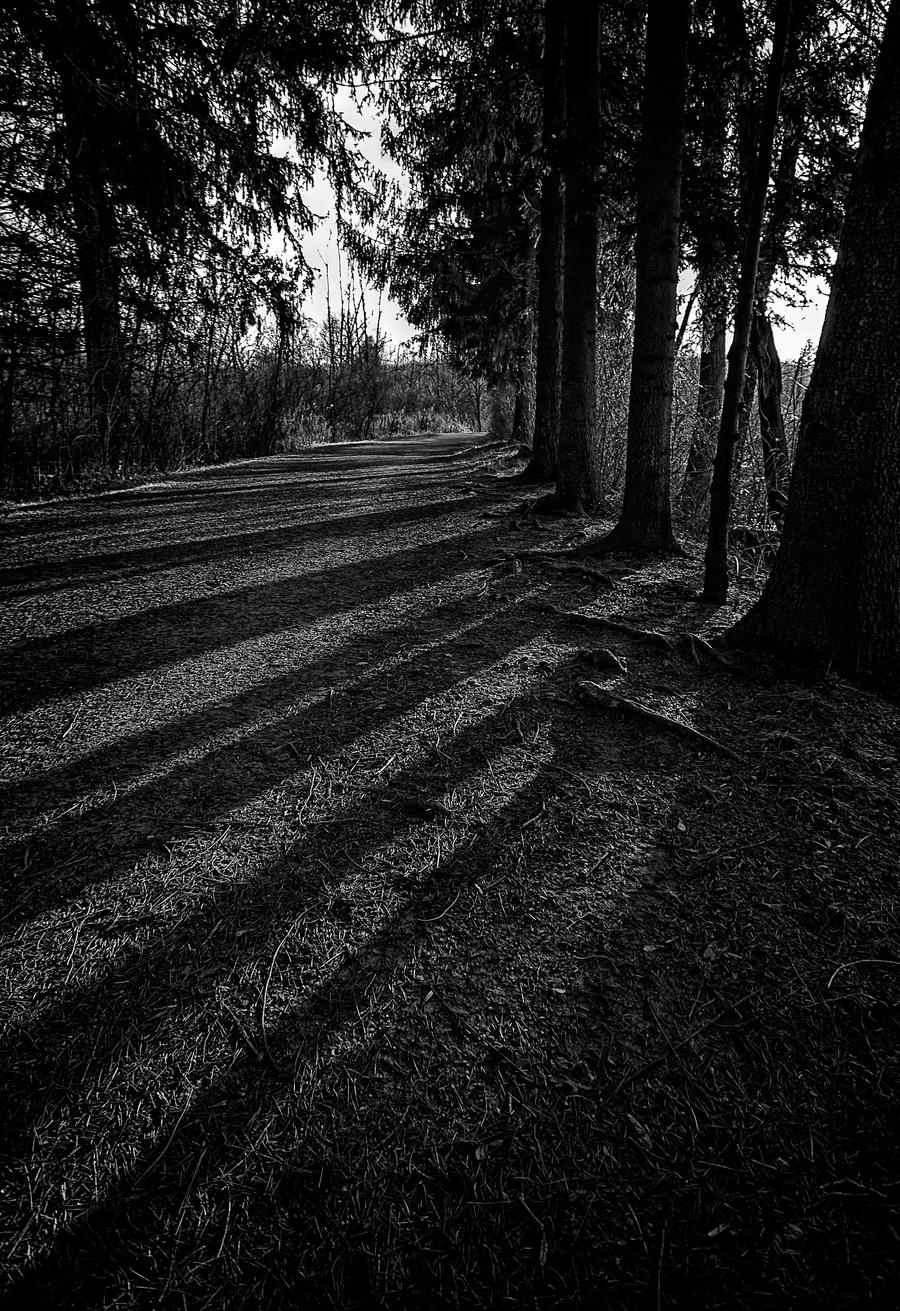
0, 293, 488, 498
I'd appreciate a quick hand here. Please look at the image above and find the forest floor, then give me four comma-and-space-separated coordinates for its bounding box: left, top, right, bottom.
1, 432, 899, 1310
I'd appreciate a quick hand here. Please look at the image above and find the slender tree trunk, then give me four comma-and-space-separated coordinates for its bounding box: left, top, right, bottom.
751, 306, 790, 519
742, 121, 802, 520
59, 58, 126, 475
675, 284, 698, 354
680, 294, 727, 520
511, 251, 536, 448
678, 15, 729, 526
729, 352, 758, 513
519, 0, 566, 483
678, 0, 764, 528
705, 16, 801, 540
547, 0, 602, 514
0, 348, 18, 491
702, 0, 792, 602
511, 347, 534, 447
728, 0, 900, 690
714, 0, 755, 233
605, 0, 691, 551
470, 376, 483, 431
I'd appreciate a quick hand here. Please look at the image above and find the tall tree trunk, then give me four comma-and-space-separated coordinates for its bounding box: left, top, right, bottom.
511, 251, 537, 448
518, 0, 565, 484
729, 351, 758, 512
751, 305, 790, 519
702, 0, 792, 602
547, 0, 602, 514
511, 342, 534, 448
744, 118, 803, 520
728, 0, 900, 691
0, 348, 18, 491
604, 0, 691, 551
714, 0, 756, 233
704, 26, 802, 535
59, 58, 126, 475
680, 293, 727, 520
678, 9, 730, 526
674, 284, 698, 353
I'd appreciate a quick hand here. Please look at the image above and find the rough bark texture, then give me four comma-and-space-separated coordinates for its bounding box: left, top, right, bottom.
552, 0, 602, 514
703, 0, 792, 602
519, 0, 565, 484
729, 0, 900, 690
59, 56, 126, 474
680, 293, 727, 520
751, 306, 790, 519
609, 0, 691, 551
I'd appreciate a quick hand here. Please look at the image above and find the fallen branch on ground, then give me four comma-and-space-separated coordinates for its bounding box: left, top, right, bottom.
577, 679, 746, 763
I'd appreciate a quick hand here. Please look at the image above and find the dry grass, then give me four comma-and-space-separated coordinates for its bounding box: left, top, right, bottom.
1, 433, 899, 1309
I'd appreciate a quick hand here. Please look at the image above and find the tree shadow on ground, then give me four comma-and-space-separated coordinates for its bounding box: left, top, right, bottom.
5, 436, 899, 1309
0, 522, 508, 717
1, 451, 505, 543
0, 589, 491, 824
4, 655, 900, 1309
0, 495, 486, 599
1, 661, 665, 1306
0, 590, 547, 932
0, 435, 494, 535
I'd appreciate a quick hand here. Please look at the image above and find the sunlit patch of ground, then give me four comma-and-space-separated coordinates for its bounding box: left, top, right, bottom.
1, 433, 899, 1308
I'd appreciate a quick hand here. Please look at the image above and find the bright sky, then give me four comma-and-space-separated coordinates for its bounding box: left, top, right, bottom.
297, 94, 831, 362
299, 91, 418, 345
770, 282, 828, 358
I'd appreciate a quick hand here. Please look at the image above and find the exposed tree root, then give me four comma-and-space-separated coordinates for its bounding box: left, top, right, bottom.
493, 555, 613, 586
540, 604, 732, 665
578, 647, 628, 675
563, 611, 675, 650
527, 556, 615, 588
677, 631, 734, 668
569, 527, 688, 560
577, 679, 746, 762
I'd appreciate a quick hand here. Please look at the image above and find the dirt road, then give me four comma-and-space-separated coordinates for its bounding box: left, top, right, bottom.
2, 434, 899, 1309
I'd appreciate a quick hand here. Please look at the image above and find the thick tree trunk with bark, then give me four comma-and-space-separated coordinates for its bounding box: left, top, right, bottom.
729, 0, 900, 691
604, 0, 691, 551
751, 305, 790, 519
519, 0, 565, 484
681, 294, 727, 520
549, 0, 602, 514
702, 0, 791, 601
59, 58, 127, 475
